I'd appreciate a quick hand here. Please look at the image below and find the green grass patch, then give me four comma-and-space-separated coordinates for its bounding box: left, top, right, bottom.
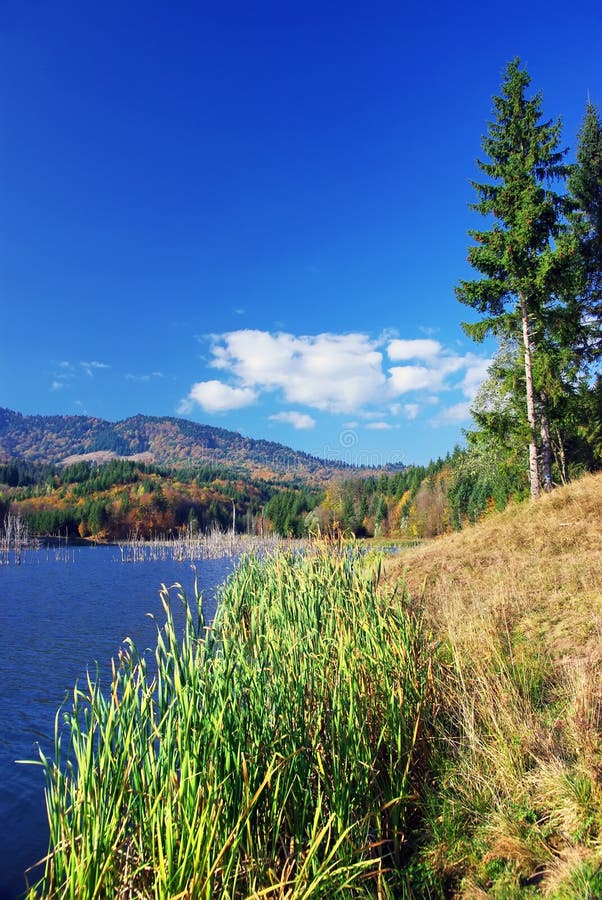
27, 544, 434, 898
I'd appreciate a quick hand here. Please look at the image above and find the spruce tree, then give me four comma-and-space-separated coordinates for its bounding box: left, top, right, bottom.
456, 59, 572, 498
568, 101, 602, 357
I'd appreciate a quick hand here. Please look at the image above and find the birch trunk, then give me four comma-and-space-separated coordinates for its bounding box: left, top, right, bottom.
553, 425, 568, 485
520, 293, 541, 499
539, 391, 553, 491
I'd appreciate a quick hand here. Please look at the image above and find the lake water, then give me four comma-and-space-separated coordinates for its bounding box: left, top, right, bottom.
0, 546, 235, 899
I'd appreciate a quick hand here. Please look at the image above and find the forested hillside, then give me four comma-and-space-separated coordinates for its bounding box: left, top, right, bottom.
0, 408, 352, 482
1, 454, 452, 543
0, 457, 316, 541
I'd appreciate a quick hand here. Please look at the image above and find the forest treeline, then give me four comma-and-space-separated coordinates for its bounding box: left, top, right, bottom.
0, 459, 286, 540
0, 453, 493, 542
4, 437, 594, 542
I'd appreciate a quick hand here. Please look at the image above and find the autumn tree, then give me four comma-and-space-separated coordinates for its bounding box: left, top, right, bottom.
456, 59, 574, 498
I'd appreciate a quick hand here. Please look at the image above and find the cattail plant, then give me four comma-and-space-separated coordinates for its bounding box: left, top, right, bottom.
26, 543, 433, 898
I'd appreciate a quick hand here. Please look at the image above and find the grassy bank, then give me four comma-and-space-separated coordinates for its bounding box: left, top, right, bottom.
26, 475, 602, 897
27, 545, 434, 898
385, 472, 602, 897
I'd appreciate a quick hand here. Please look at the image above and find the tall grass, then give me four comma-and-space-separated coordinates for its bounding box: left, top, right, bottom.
386, 473, 602, 897
27, 543, 434, 898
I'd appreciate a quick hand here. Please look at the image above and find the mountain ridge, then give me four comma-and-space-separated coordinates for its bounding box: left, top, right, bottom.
0, 407, 377, 482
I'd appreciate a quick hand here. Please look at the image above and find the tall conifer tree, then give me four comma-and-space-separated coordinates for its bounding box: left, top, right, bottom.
568, 101, 602, 356
456, 59, 572, 498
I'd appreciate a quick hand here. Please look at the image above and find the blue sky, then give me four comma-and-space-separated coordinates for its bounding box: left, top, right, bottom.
1, 1, 600, 465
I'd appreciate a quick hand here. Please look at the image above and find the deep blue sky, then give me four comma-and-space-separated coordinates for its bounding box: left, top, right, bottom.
1, 1, 600, 465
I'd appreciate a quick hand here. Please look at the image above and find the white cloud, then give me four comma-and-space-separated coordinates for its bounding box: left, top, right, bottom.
388, 364, 442, 394
180, 380, 258, 413
269, 411, 316, 430
388, 346, 491, 401
80, 360, 110, 377
51, 361, 75, 389
459, 355, 492, 399
366, 421, 394, 430
181, 329, 491, 424
387, 338, 442, 361
404, 403, 421, 420
435, 401, 473, 425
207, 330, 386, 414
126, 371, 165, 383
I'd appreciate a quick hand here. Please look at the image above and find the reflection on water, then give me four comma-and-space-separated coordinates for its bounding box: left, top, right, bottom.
0, 546, 234, 899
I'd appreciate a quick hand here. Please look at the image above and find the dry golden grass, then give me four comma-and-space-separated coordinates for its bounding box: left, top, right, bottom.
386, 471, 602, 664
384, 472, 602, 897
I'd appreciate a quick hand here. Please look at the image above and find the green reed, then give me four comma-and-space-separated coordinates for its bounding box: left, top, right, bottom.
27, 544, 433, 898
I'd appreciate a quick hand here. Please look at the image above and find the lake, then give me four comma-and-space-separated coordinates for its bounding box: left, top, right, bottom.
0, 545, 235, 899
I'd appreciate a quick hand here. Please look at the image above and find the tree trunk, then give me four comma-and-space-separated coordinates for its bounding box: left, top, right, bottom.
539, 391, 553, 491
553, 425, 568, 485
520, 293, 541, 499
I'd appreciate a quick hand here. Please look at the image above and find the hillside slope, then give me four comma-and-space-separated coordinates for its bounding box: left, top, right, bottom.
385, 474, 602, 896
0, 407, 351, 482
387, 471, 602, 661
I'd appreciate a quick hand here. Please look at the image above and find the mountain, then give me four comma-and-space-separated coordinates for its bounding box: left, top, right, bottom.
0, 408, 357, 482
